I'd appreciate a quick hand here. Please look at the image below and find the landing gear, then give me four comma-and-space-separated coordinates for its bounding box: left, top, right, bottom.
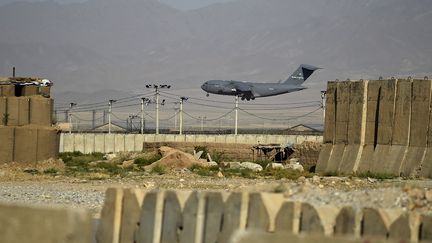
206, 93, 209, 97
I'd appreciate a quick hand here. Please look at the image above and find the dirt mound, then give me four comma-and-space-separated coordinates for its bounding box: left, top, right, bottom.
145, 146, 206, 171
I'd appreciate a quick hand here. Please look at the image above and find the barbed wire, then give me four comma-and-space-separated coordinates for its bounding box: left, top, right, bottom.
239, 107, 321, 121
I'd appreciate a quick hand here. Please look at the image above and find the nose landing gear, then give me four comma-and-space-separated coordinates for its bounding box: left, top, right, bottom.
206, 93, 209, 97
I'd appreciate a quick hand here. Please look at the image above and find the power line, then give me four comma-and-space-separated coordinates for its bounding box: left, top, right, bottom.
239, 107, 321, 121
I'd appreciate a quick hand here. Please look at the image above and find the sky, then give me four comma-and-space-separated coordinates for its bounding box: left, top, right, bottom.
0, 0, 233, 10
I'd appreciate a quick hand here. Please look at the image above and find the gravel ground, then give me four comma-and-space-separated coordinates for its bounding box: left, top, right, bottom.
1, 175, 432, 217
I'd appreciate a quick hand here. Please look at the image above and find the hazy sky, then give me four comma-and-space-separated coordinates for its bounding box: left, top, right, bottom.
0, 0, 233, 10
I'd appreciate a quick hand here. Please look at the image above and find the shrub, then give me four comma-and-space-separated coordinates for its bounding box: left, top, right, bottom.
211, 150, 225, 163
151, 165, 166, 175
134, 153, 162, 166
43, 168, 58, 175
194, 146, 209, 158
190, 164, 219, 177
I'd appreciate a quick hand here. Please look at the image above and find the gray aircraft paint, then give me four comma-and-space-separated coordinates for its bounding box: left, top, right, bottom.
201, 64, 321, 100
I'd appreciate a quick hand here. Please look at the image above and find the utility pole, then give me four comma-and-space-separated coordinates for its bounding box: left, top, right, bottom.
92, 110, 96, 130
146, 84, 171, 135
68, 103, 76, 134
129, 115, 139, 133
103, 110, 107, 125
321, 90, 327, 121
234, 96, 239, 135
174, 108, 179, 130
108, 99, 116, 134
199, 116, 206, 132
179, 97, 188, 135
140, 98, 150, 134
65, 110, 69, 122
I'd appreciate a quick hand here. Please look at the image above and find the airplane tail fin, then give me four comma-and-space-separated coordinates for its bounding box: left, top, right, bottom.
282, 64, 321, 85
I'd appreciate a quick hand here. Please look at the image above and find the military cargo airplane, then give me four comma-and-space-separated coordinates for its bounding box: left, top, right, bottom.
201, 64, 321, 101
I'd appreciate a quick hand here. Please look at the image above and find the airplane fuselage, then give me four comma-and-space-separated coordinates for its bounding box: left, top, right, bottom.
201, 64, 320, 100
201, 80, 306, 100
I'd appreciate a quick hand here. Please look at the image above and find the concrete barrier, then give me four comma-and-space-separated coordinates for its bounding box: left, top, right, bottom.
317, 79, 432, 178
59, 133, 322, 154
0, 203, 92, 243
95, 189, 429, 243
230, 231, 414, 243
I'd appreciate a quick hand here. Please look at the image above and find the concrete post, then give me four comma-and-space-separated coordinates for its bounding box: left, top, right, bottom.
92, 110, 96, 130
156, 87, 160, 135
235, 95, 239, 135
141, 98, 145, 134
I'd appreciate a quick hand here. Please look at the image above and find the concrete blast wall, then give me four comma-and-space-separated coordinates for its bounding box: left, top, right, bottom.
59, 133, 323, 154
95, 188, 432, 243
317, 79, 432, 177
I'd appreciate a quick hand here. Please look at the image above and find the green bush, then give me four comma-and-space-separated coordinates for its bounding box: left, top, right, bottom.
194, 146, 209, 158
134, 154, 162, 166
151, 165, 166, 175
43, 168, 58, 175
211, 150, 225, 163
261, 169, 312, 180
190, 164, 219, 177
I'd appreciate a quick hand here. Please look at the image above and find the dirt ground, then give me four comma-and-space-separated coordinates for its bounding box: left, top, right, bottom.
1, 172, 432, 218
0, 148, 431, 218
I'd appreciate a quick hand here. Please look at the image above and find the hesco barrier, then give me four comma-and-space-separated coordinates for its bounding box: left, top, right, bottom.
0, 84, 15, 97
29, 96, 53, 126
0, 125, 59, 163
59, 133, 323, 154
6, 96, 30, 126
95, 188, 432, 243
317, 79, 432, 178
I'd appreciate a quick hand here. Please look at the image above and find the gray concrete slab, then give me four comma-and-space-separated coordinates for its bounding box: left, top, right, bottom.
323, 81, 337, 144
335, 81, 350, 144
348, 81, 365, 144
409, 80, 431, 147
376, 79, 396, 145
392, 80, 411, 145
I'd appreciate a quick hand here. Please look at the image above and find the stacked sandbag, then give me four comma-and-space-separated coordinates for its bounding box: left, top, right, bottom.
0, 84, 15, 96
0, 77, 57, 163
30, 96, 53, 126
0, 126, 15, 163
6, 96, 30, 126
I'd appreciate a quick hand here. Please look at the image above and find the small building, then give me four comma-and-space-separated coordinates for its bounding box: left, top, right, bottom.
283, 124, 322, 135
93, 123, 127, 133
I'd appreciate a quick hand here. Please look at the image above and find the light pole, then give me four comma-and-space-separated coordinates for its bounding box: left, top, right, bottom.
321, 90, 327, 121
68, 102, 76, 134
128, 115, 139, 132
179, 97, 188, 135
199, 116, 206, 132
140, 98, 150, 134
146, 84, 171, 135
108, 99, 117, 134
234, 95, 239, 135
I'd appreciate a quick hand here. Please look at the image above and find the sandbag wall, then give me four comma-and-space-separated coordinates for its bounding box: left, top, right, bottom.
95, 188, 432, 243
316, 79, 432, 177
0, 84, 58, 163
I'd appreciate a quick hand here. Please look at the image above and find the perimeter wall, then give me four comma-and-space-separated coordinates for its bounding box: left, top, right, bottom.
59, 133, 323, 153
316, 79, 432, 177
